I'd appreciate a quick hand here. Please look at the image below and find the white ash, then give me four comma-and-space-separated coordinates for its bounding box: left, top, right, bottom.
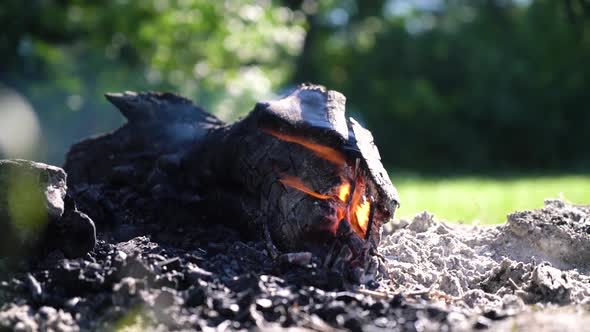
0, 304, 78, 332
378, 199, 590, 315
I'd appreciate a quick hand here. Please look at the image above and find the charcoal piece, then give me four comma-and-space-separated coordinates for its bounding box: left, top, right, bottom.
25, 273, 42, 302
185, 285, 206, 307
51, 195, 96, 258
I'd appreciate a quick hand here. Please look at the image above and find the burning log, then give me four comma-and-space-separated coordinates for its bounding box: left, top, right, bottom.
65, 84, 399, 280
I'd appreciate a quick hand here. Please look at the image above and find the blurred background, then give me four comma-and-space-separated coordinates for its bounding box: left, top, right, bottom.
1, 0, 589, 223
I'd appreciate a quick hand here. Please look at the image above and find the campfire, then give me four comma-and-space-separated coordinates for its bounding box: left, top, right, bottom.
7, 84, 587, 331
64, 83, 400, 280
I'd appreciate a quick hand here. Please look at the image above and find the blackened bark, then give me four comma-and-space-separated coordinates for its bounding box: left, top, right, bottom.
64, 84, 399, 276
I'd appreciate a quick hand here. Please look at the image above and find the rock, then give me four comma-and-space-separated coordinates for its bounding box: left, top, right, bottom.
0, 159, 95, 259
0, 159, 66, 256
54, 201, 96, 258
0, 159, 67, 219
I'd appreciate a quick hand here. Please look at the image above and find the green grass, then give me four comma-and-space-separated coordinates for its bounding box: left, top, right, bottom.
390, 174, 590, 225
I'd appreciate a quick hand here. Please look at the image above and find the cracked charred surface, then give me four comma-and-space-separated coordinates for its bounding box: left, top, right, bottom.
187, 85, 399, 255
64, 84, 399, 277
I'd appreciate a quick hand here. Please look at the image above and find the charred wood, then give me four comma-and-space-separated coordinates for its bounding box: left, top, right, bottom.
64, 84, 399, 279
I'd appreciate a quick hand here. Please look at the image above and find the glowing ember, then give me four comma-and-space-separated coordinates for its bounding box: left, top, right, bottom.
267, 127, 372, 239
347, 176, 371, 237
279, 176, 332, 200
280, 173, 371, 238
338, 181, 351, 202
262, 128, 346, 166
355, 200, 371, 233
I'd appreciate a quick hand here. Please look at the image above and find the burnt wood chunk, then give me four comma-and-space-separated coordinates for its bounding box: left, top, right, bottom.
256, 84, 349, 141
65, 84, 399, 277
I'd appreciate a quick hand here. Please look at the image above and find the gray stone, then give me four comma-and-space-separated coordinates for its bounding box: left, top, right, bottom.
0, 159, 66, 221
0, 159, 95, 258
0, 159, 66, 255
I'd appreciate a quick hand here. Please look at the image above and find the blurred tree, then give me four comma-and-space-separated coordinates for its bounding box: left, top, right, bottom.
289, 0, 590, 172
1, 0, 589, 173
0, 0, 305, 162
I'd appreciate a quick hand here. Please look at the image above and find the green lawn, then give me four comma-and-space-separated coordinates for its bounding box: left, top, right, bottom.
390, 174, 590, 225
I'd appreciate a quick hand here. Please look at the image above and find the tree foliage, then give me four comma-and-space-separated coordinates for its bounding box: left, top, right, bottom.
1, 0, 589, 172
1, 0, 304, 161
294, 0, 590, 172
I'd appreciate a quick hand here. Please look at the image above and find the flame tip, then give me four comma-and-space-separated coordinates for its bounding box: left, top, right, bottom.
262, 127, 346, 166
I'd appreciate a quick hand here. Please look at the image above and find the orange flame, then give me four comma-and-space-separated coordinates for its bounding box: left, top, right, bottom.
355, 200, 371, 233
262, 128, 346, 166
266, 127, 372, 238
338, 181, 351, 202
279, 172, 372, 238
279, 176, 332, 200
347, 176, 371, 237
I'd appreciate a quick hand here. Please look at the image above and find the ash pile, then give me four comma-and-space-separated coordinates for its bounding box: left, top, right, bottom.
1, 85, 589, 331
379, 199, 590, 330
